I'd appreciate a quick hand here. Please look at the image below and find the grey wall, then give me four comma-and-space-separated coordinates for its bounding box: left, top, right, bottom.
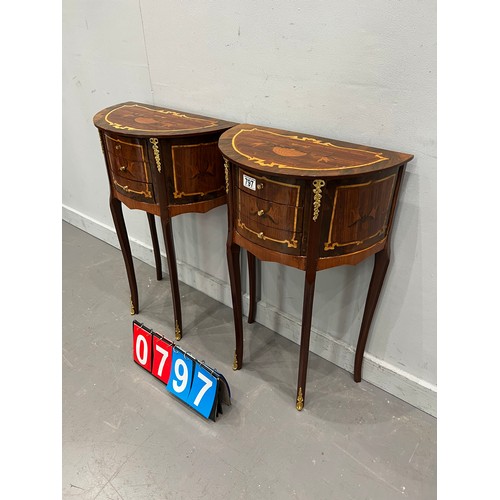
63, 0, 436, 415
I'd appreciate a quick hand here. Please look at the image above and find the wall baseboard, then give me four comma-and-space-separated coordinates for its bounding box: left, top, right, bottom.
62, 205, 437, 417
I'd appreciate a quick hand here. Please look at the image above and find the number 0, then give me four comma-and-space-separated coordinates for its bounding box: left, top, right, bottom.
135, 335, 148, 365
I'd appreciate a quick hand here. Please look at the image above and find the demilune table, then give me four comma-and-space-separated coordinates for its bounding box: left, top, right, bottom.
219, 123, 413, 410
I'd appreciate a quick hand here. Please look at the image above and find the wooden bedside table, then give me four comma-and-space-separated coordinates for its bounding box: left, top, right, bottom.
219, 124, 413, 410
93, 101, 236, 340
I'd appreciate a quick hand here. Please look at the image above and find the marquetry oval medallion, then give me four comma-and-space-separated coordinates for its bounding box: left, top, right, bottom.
232, 127, 389, 172
104, 104, 219, 133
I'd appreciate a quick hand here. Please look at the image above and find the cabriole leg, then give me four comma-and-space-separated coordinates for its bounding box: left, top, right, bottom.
227, 242, 243, 370
247, 252, 257, 324
354, 247, 391, 382
160, 217, 182, 341
109, 197, 139, 315
147, 213, 162, 281
296, 266, 318, 411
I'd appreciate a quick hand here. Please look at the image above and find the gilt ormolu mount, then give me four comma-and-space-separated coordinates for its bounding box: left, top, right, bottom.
93, 102, 236, 340
219, 123, 413, 410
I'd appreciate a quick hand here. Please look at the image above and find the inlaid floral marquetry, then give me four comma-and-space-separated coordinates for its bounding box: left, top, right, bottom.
219, 122, 413, 412
324, 175, 397, 253
94, 101, 235, 343
230, 127, 391, 174
103, 103, 219, 133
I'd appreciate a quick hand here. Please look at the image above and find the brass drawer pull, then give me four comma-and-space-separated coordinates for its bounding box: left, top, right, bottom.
257, 183, 264, 190
119, 165, 127, 171
123, 185, 129, 191
252, 207, 276, 225
258, 232, 264, 239
115, 144, 121, 150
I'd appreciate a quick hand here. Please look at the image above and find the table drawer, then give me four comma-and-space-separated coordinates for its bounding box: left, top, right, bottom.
237, 168, 302, 206
104, 135, 145, 162
236, 215, 301, 254
236, 188, 302, 254
107, 153, 150, 184
111, 172, 155, 203
237, 188, 303, 234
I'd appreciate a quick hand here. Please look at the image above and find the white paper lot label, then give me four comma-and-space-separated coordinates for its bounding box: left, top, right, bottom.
243, 174, 256, 191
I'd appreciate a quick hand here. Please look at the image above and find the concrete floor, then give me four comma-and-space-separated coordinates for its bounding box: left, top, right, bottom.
62, 221, 436, 499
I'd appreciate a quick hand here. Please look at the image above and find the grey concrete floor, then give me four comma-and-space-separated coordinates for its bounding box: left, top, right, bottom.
62, 221, 436, 499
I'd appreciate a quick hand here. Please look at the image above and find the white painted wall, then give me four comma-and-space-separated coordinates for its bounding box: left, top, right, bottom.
63, 0, 436, 415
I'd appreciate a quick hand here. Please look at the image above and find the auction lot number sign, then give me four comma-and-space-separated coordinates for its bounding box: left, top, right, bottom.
133, 321, 230, 421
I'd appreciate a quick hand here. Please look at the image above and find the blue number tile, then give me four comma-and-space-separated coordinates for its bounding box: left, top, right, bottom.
186, 365, 218, 419
166, 348, 194, 404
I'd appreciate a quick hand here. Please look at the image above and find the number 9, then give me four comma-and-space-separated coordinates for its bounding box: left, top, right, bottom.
172, 358, 188, 393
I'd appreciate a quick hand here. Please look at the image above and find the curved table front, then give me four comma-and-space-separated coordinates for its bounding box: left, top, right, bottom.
94, 101, 236, 340
219, 123, 413, 410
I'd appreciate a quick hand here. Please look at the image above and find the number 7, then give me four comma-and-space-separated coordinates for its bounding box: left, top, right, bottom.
193, 372, 213, 406
155, 344, 169, 377
152, 337, 173, 384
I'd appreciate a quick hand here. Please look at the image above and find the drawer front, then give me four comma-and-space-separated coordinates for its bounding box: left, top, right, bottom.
237, 168, 301, 206
236, 188, 302, 254
111, 172, 155, 204
237, 188, 303, 234
107, 154, 150, 183
104, 135, 151, 184
104, 135, 145, 162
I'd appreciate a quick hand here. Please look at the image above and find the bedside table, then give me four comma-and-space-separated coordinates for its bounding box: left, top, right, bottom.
219, 124, 413, 410
93, 101, 237, 340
